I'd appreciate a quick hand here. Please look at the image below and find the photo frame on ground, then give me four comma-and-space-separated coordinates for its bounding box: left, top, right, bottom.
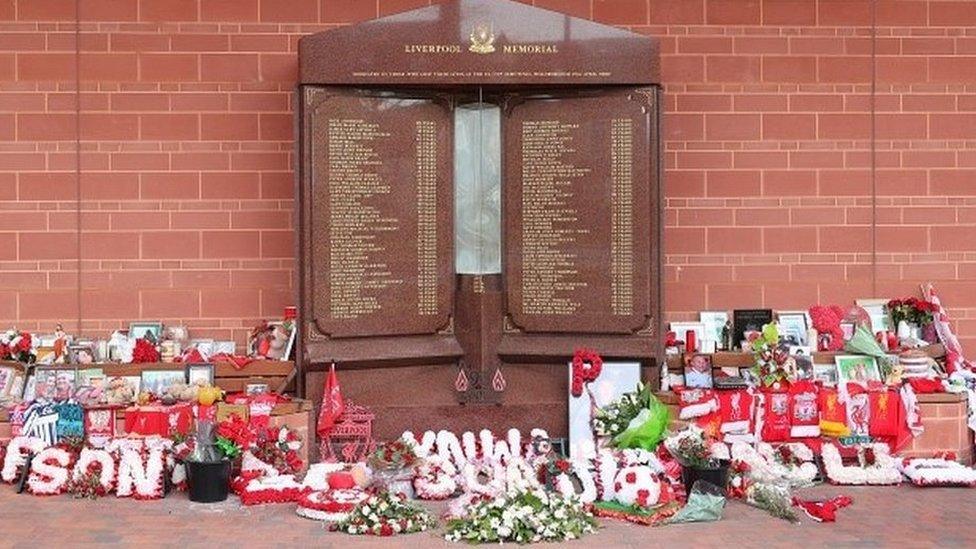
567, 361, 641, 460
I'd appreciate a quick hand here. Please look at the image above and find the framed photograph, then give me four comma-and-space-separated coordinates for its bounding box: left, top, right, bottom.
33, 368, 77, 401
245, 383, 269, 396
23, 373, 37, 401
814, 363, 838, 386
834, 355, 881, 386
733, 309, 773, 351
699, 311, 729, 350
856, 298, 892, 333
129, 322, 163, 343
683, 353, 714, 389
793, 354, 814, 380
68, 343, 96, 365
669, 321, 706, 352
0, 366, 15, 396
140, 369, 185, 396
77, 368, 104, 386
185, 363, 215, 386
567, 360, 641, 460
7, 373, 25, 400
777, 311, 809, 346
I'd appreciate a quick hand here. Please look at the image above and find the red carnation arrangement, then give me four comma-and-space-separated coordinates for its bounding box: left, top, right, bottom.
887, 297, 937, 327
571, 348, 603, 397
0, 330, 36, 363
215, 413, 254, 458
131, 338, 160, 363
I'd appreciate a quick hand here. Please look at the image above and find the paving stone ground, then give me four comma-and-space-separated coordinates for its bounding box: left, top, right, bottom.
2, 483, 975, 547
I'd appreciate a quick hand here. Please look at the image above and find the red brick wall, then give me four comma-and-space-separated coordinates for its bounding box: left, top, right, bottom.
1, 0, 975, 351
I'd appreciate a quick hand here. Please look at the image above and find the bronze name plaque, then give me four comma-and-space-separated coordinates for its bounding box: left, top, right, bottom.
504, 90, 654, 335
307, 89, 453, 339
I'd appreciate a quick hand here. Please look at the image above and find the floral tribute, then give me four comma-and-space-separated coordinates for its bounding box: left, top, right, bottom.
368, 440, 418, 471
27, 446, 74, 495
336, 491, 435, 536
215, 414, 254, 459
130, 337, 161, 364
821, 443, 902, 486
887, 297, 937, 328
67, 448, 116, 499
663, 426, 725, 469
592, 382, 669, 451
444, 487, 596, 544
898, 454, 976, 487
250, 426, 303, 476
0, 330, 35, 363
296, 488, 368, 523
570, 348, 603, 397
750, 324, 796, 388
730, 442, 817, 489
412, 455, 457, 500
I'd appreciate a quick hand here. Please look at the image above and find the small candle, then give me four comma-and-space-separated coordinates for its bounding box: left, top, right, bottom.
685, 330, 697, 353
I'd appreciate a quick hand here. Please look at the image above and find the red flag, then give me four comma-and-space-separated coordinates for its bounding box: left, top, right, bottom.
317, 362, 345, 437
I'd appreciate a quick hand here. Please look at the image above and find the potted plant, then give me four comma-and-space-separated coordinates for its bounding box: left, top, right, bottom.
183, 414, 251, 503
367, 440, 418, 498
664, 426, 729, 491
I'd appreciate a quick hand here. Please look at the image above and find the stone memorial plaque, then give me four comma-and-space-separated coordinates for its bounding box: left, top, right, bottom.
305, 88, 454, 339
504, 90, 655, 334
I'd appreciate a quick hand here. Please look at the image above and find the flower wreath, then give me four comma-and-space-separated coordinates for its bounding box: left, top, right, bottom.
28, 447, 74, 496
821, 443, 902, 486
1, 436, 46, 483
296, 489, 368, 523
553, 459, 599, 504
70, 448, 117, 497
899, 456, 976, 487
461, 459, 505, 496
238, 474, 310, 506
116, 445, 167, 499
730, 442, 817, 488
336, 491, 436, 536
571, 348, 603, 397
413, 456, 458, 500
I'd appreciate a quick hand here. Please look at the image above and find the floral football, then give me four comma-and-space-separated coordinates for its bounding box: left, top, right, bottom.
612, 465, 660, 508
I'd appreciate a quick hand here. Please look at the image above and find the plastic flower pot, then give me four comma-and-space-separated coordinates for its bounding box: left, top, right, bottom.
186, 460, 231, 503
681, 461, 730, 493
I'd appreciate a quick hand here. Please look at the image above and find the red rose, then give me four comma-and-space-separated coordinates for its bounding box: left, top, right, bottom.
626, 471, 637, 483
555, 459, 571, 473
379, 523, 393, 536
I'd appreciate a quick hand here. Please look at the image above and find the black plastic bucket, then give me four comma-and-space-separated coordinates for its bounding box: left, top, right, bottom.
681, 461, 730, 492
186, 460, 231, 503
